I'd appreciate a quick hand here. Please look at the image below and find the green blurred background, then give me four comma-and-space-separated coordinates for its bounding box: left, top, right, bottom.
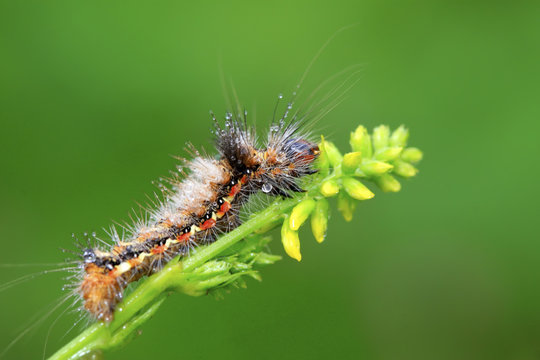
1, 1, 539, 359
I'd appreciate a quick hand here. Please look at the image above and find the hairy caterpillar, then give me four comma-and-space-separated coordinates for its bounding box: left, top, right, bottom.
69, 27, 359, 322
74, 117, 319, 321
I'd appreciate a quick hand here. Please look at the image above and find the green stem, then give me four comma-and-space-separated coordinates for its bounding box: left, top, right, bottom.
48, 190, 314, 360
47, 125, 421, 359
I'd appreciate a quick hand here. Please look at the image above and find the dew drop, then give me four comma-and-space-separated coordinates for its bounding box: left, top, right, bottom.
262, 183, 273, 193
278, 93, 283, 99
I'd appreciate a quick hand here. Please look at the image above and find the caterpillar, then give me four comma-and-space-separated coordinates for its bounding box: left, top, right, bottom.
74, 116, 320, 321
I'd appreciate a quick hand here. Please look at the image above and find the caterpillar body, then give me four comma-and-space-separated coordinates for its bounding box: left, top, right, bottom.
76, 117, 319, 321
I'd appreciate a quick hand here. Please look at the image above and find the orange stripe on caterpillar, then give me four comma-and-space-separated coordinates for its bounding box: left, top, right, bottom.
199, 218, 216, 230
176, 232, 191, 243
151, 244, 167, 255
229, 183, 241, 197
217, 200, 231, 217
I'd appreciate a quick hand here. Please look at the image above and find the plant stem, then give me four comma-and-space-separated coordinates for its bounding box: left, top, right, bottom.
47, 123, 421, 359
48, 192, 313, 360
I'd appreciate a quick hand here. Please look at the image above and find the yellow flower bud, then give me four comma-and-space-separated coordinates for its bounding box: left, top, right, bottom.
342, 151, 362, 174
375, 174, 401, 192
372, 125, 390, 151
342, 177, 375, 200
281, 215, 301, 261
323, 141, 343, 168
375, 146, 403, 162
350, 125, 372, 158
337, 192, 356, 222
358, 160, 393, 176
320, 179, 340, 197
393, 160, 418, 178
401, 147, 423, 163
315, 136, 330, 175
289, 198, 316, 231
311, 198, 329, 243
389, 125, 409, 147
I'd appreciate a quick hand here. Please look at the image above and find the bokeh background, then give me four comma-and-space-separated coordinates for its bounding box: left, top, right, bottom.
1, 1, 539, 359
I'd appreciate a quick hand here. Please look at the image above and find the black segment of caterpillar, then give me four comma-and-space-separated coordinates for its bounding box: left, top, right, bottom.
76, 118, 319, 321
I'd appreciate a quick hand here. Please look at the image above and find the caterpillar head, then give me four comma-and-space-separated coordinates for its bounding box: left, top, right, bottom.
284, 137, 320, 165
214, 118, 319, 196
253, 136, 319, 197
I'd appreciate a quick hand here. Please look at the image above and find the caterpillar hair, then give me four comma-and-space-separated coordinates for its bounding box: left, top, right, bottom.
73, 115, 320, 321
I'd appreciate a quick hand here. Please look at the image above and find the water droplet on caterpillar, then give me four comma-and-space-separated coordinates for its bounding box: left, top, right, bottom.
278, 93, 283, 99
262, 183, 273, 193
